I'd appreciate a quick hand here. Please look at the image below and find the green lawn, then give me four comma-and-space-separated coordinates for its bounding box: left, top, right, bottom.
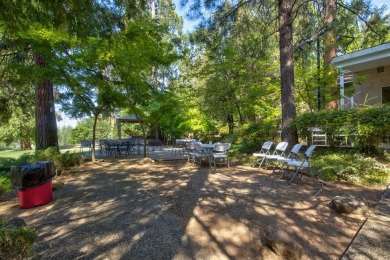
0, 150, 34, 159
0, 146, 80, 159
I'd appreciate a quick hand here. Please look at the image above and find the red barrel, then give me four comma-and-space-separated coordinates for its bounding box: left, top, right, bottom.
17, 179, 53, 209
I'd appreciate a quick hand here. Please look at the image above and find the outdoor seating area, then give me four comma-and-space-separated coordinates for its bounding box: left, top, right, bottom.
172, 139, 231, 169
81, 138, 320, 185
2, 2, 390, 259
79, 138, 165, 158
79, 139, 232, 167
79, 138, 321, 185
253, 141, 317, 185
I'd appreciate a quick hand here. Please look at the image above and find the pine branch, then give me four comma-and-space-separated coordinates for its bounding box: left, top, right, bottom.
337, 1, 382, 37
295, 26, 327, 50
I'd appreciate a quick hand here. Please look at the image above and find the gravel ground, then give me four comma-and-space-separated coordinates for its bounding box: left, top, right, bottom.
0, 159, 386, 259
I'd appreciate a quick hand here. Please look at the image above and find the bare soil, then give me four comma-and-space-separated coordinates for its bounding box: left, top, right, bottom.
0, 159, 386, 259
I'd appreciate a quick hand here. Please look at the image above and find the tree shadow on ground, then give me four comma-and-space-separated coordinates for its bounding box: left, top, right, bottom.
10, 159, 385, 259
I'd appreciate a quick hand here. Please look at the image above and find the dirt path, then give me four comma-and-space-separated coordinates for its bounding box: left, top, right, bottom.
0, 160, 386, 259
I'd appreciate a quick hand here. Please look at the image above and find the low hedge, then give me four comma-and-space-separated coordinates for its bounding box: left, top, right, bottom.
293, 105, 390, 154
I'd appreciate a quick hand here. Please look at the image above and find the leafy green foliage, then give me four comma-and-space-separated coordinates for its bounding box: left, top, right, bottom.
58, 126, 74, 146
53, 152, 84, 171
0, 171, 13, 194
312, 149, 389, 185
236, 120, 280, 154
352, 106, 390, 154
35, 147, 83, 172
293, 105, 390, 153
0, 155, 36, 172
0, 223, 36, 260
336, 155, 388, 184
69, 118, 112, 144
186, 15, 281, 136
34, 147, 60, 161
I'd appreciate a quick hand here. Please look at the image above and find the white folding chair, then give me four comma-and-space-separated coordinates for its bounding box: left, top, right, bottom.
212, 143, 230, 169
187, 141, 200, 163
193, 142, 210, 166
283, 145, 316, 185
264, 141, 289, 169
273, 143, 303, 174
253, 141, 273, 168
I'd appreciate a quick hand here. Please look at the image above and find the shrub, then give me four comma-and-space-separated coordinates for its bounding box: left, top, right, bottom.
219, 134, 235, 144
293, 105, 390, 154
352, 106, 390, 154
312, 149, 389, 185
53, 151, 84, 172
0, 223, 36, 260
0, 158, 16, 173
335, 155, 389, 185
0, 171, 13, 194
35, 147, 83, 172
34, 146, 60, 161
236, 121, 280, 154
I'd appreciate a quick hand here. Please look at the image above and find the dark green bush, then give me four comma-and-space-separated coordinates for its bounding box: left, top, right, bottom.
293, 105, 390, 154
352, 106, 390, 154
34, 146, 60, 161
236, 121, 280, 154
218, 134, 235, 144
35, 147, 83, 171
54, 151, 84, 171
0, 223, 36, 260
0, 171, 13, 194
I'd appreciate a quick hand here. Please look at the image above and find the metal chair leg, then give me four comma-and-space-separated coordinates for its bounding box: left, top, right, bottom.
258, 157, 266, 168
288, 167, 300, 185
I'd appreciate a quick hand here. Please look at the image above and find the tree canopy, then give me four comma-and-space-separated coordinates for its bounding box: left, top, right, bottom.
0, 0, 389, 153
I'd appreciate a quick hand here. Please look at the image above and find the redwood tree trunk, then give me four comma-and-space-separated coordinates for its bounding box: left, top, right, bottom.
278, 0, 298, 146
34, 52, 58, 150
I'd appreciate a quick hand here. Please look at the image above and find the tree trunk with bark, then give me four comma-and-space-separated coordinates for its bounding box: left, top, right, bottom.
278, 0, 298, 146
227, 113, 234, 134
33, 52, 58, 150
20, 141, 32, 150
91, 113, 99, 162
324, 0, 338, 109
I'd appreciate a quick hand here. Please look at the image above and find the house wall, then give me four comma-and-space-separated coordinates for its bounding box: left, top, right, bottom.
352, 65, 390, 106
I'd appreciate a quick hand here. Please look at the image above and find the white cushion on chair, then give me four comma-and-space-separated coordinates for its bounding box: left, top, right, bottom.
253, 152, 267, 157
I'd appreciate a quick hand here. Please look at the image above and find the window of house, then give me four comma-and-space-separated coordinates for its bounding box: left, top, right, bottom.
383, 86, 390, 104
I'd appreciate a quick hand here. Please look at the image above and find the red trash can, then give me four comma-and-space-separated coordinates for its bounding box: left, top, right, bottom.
11, 161, 55, 209
17, 178, 53, 209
